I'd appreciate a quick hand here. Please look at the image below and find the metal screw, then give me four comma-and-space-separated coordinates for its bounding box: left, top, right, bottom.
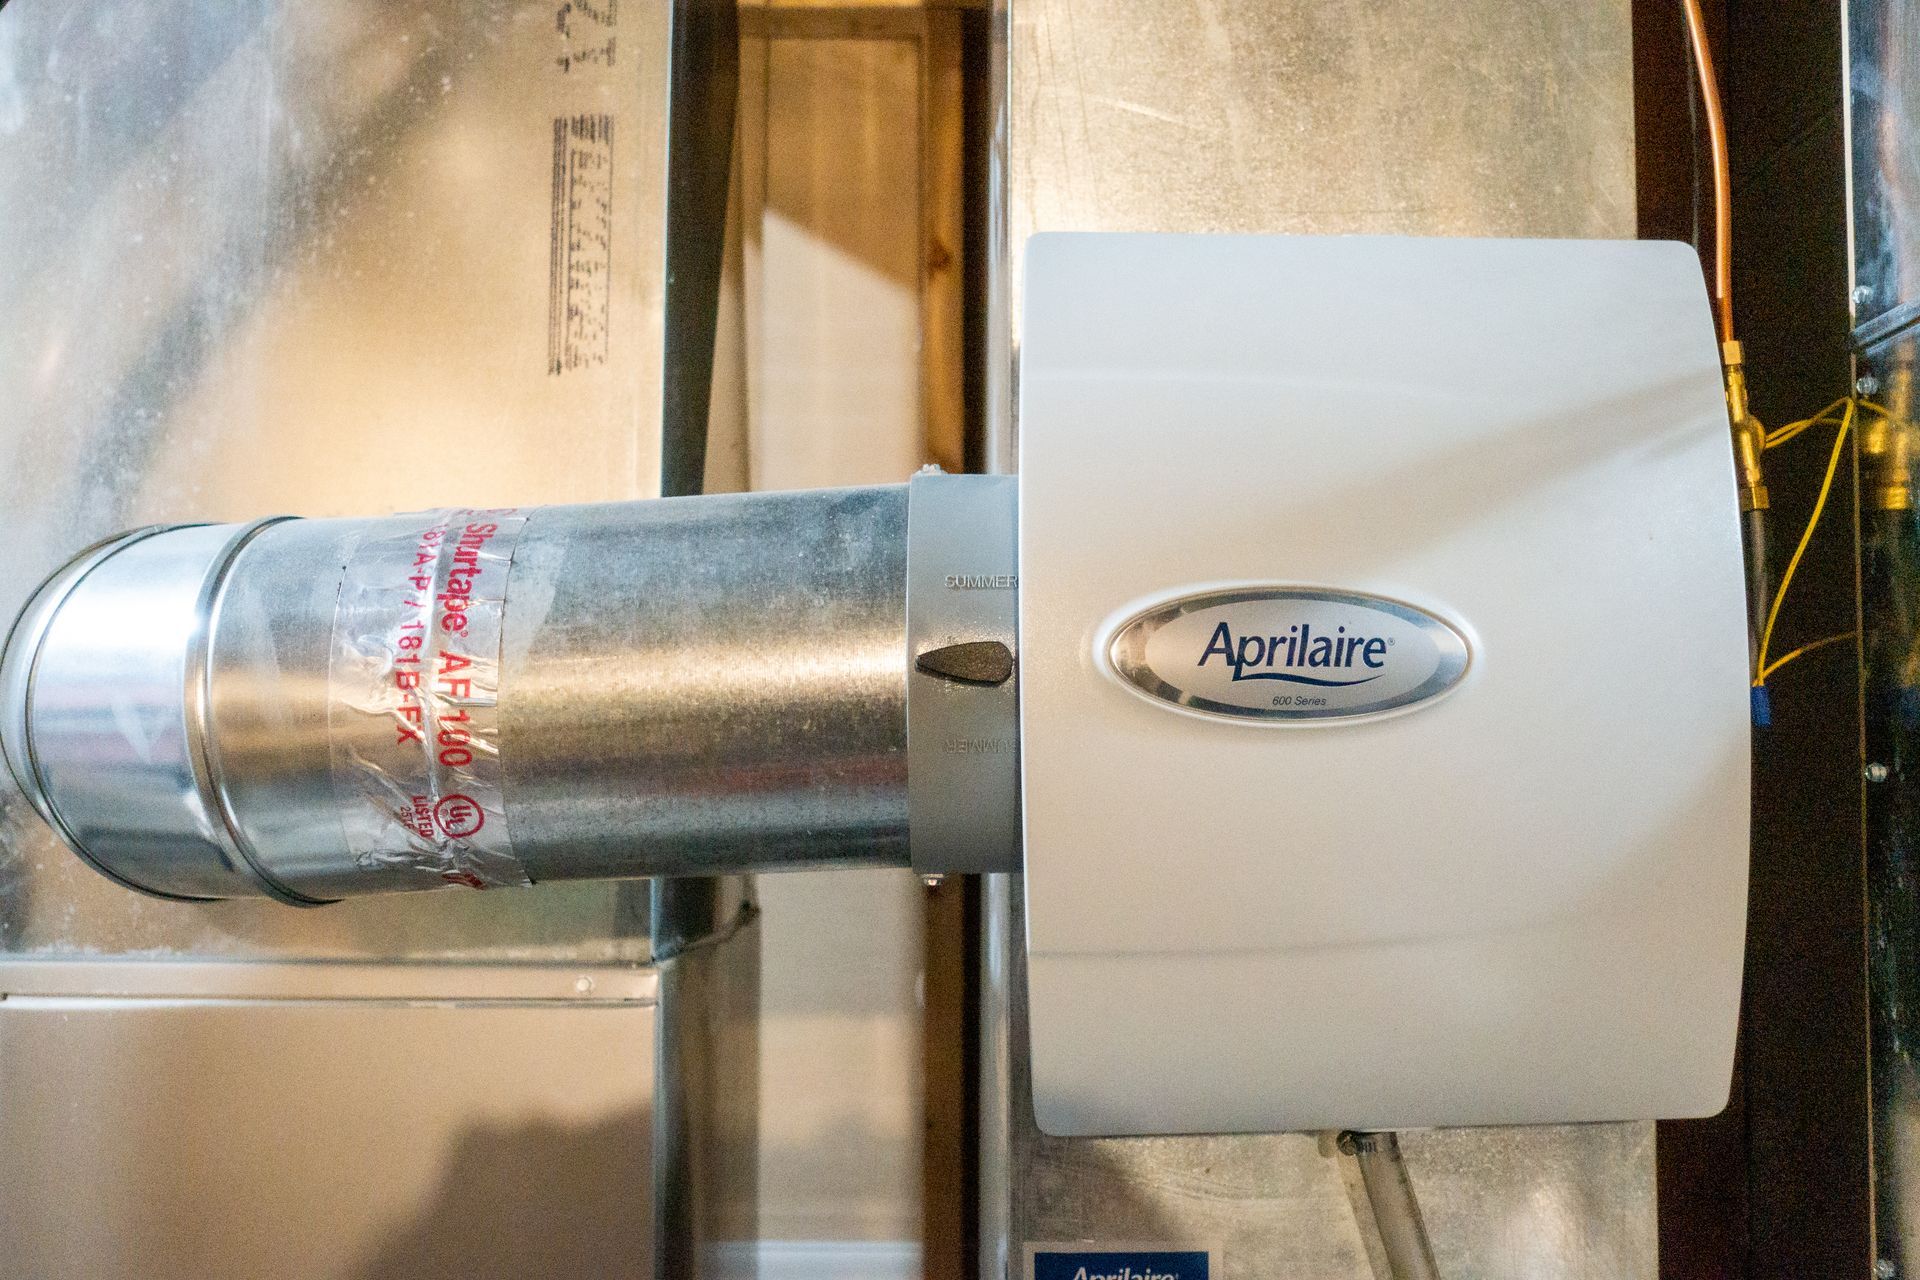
921, 873, 945, 889
1867, 763, 1891, 783
1876, 1259, 1896, 1280
1854, 285, 1875, 308
1858, 374, 1883, 397
574, 975, 595, 995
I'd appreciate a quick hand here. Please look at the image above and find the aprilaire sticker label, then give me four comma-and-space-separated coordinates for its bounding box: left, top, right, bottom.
1105, 586, 1470, 724
1027, 1243, 1218, 1280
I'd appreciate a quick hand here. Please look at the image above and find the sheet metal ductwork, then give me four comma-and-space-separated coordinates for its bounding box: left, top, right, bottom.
1, 477, 1018, 904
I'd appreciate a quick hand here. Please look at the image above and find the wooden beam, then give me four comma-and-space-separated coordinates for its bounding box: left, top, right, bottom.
919, 9, 967, 474
739, 0, 985, 41
919, 14, 973, 1273
738, 9, 980, 1270
740, 0, 984, 10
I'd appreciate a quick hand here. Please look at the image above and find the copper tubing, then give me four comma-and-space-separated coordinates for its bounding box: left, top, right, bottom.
1684, 0, 1761, 671
1865, 349, 1917, 511
1723, 340, 1767, 511
1681, 0, 1735, 342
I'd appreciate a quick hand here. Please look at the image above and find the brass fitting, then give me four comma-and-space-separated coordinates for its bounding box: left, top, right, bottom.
1723, 341, 1769, 512
1862, 350, 1914, 511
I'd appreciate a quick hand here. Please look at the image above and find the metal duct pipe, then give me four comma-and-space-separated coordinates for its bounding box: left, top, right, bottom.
1, 482, 1017, 905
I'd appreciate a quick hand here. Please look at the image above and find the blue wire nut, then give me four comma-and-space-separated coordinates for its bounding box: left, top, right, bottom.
1750, 684, 1772, 728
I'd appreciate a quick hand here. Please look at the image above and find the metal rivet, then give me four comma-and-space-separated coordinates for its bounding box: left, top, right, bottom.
1854, 285, 1875, 308
574, 975, 595, 994
1876, 1259, 1896, 1280
1867, 763, 1891, 783
1858, 375, 1882, 397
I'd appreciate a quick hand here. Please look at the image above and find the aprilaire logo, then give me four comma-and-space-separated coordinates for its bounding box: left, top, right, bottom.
1106, 587, 1471, 723
1197, 618, 1389, 686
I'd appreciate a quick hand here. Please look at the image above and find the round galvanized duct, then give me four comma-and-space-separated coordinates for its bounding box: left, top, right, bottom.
1, 487, 914, 903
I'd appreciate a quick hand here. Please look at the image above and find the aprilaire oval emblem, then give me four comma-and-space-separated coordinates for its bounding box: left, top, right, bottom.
1106, 588, 1471, 723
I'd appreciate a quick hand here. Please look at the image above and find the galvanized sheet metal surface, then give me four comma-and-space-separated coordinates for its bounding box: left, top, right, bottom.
0, 0, 673, 961
0, 990, 660, 1280
1854, 4, 1920, 1264
1852, 0, 1920, 344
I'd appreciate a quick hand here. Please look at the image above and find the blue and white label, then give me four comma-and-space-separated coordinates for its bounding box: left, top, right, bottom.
1106, 587, 1470, 723
1028, 1245, 1215, 1280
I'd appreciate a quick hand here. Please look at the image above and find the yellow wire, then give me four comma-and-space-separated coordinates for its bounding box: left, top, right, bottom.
1764, 397, 1888, 449
1765, 396, 1851, 448
1766, 409, 1846, 448
1756, 631, 1857, 684
1766, 418, 1836, 449
1753, 398, 1854, 686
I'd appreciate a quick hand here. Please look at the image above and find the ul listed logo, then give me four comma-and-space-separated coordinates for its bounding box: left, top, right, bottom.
433, 793, 486, 839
